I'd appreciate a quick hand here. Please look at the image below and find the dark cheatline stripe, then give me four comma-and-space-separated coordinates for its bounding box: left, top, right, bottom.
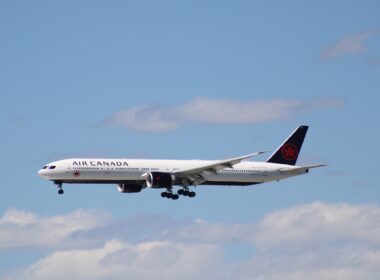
55, 179, 145, 184
55, 179, 260, 187
201, 181, 260, 186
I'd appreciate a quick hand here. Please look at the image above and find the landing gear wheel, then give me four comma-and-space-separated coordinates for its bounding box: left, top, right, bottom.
161, 191, 179, 200
55, 182, 64, 195
178, 188, 194, 197
161, 192, 168, 198
177, 188, 196, 197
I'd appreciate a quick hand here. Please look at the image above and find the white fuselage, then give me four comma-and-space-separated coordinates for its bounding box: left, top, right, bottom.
38, 158, 308, 187
37, 126, 324, 199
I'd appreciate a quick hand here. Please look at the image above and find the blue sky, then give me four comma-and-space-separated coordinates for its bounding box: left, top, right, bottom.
1, 1, 380, 279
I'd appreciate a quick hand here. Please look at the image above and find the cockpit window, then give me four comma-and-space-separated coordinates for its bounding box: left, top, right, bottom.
42, 166, 48, 169
49, 166, 56, 169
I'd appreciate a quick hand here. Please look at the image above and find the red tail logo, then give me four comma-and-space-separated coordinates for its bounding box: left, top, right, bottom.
281, 143, 298, 161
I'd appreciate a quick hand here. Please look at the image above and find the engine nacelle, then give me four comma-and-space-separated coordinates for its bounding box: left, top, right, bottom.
145, 172, 173, 188
118, 184, 143, 193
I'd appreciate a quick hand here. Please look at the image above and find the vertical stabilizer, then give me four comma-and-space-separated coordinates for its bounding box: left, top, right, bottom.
267, 126, 308, 165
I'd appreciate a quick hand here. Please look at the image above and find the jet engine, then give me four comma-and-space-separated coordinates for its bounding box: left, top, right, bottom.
118, 184, 143, 193
145, 172, 173, 188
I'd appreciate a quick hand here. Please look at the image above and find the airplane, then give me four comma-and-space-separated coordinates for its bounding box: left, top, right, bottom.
38, 125, 325, 200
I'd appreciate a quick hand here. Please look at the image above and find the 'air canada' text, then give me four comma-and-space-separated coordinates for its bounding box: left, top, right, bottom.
72, 161, 129, 167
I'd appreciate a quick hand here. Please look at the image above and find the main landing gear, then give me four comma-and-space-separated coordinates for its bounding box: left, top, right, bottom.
161, 191, 179, 200
160, 187, 196, 200
177, 188, 196, 198
55, 181, 64, 195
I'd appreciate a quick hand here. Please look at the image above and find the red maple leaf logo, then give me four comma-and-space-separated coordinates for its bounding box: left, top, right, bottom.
281, 144, 298, 161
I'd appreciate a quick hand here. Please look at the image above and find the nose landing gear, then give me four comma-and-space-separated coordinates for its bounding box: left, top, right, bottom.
55, 181, 64, 195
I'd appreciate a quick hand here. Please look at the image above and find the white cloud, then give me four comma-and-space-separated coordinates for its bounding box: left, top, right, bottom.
20, 240, 223, 280
3, 202, 380, 280
0, 208, 111, 249
105, 106, 180, 132
322, 30, 373, 60
102, 97, 343, 132
253, 202, 380, 250
11, 242, 380, 280
233, 247, 380, 280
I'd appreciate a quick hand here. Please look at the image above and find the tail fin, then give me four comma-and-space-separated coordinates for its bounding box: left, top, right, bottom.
267, 125, 308, 165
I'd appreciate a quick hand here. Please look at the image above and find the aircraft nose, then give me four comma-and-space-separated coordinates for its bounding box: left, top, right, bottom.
38, 169, 48, 178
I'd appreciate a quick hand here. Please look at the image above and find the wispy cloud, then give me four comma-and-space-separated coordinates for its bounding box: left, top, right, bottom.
322, 30, 373, 60
3, 202, 380, 279
101, 97, 343, 132
0, 208, 111, 249
254, 202, 380, 250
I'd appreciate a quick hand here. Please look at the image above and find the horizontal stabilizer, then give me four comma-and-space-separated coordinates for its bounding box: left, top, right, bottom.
279, 164, 327, 174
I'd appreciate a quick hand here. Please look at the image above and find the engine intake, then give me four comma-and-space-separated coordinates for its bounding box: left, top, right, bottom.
118, 184, 143, 193
145, 172, 173, 188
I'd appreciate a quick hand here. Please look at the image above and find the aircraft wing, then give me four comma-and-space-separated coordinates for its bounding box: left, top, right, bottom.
173, 151, 268, 185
